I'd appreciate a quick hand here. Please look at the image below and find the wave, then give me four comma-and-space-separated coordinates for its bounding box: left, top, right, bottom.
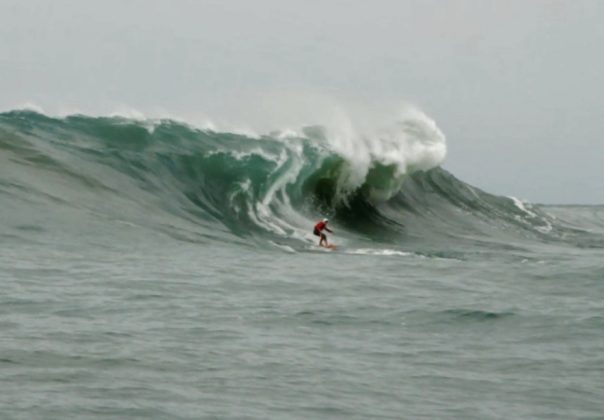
441, 309, 515, 322
0, 109, 592, 253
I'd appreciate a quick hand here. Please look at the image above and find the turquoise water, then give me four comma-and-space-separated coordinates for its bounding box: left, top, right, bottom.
1, 111, 603, 419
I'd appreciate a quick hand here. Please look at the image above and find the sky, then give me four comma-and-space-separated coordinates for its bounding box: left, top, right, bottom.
1, 0, 603, 204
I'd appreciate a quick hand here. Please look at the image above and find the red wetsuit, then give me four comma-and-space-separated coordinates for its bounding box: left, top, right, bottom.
313, 221, 331, 237
314, 221, 327, 233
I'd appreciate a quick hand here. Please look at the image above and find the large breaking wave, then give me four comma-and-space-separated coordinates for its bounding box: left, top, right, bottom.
0, 109, 592, 255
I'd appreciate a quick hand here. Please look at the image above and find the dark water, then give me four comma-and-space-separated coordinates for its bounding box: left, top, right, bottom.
1, 111, 603, 419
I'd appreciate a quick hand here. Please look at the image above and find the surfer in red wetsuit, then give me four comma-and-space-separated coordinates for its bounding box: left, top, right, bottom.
313, 218, 333, 247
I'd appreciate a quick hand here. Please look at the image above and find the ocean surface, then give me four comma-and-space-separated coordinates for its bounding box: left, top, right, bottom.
1, 110, 603, 419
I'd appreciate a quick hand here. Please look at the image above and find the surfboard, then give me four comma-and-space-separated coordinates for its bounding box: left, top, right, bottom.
321, 244, 337, 250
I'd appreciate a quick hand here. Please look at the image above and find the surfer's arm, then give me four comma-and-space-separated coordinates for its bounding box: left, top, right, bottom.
325, 228, 333, 233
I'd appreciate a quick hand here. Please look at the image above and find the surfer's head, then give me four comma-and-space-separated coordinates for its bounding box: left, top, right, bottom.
323, 218, 328, 223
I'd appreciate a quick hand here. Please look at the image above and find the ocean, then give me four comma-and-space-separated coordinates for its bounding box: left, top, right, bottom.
1, 110, 603, 419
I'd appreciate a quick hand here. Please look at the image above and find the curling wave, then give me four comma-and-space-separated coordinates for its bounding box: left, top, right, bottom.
0, 109, 586, 254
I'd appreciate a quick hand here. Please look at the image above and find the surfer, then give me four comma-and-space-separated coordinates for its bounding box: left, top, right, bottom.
313, 218, 333, 247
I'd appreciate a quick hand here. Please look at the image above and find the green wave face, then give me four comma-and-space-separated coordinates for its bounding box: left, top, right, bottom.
0, 110, 596, 253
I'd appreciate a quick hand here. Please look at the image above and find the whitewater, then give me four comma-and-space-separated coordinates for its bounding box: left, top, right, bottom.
1, 109, 603, 419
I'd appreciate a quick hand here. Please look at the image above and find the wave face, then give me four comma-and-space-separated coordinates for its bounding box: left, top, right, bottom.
0, 110, 591, 255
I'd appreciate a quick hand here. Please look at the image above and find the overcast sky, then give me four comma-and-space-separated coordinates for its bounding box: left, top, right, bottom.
2, 0, 603, 203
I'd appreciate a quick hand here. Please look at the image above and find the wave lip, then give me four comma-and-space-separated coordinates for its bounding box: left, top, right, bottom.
320, 106, 447, 202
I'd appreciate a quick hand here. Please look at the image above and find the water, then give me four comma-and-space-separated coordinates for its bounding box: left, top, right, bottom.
1, 111, 603, 419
